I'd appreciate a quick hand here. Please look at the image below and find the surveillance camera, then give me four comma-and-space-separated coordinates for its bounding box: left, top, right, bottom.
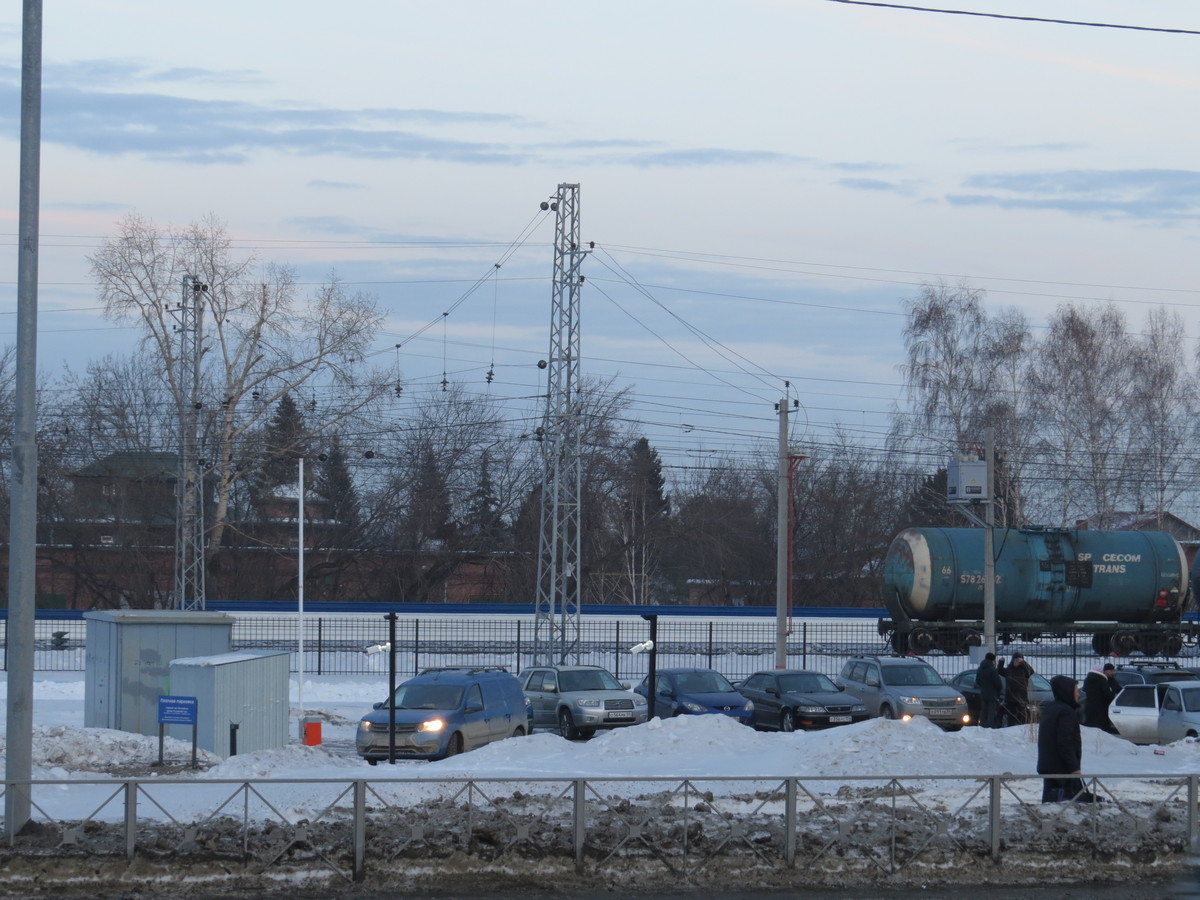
363, 642, 391, 656
629, 639, 654, 655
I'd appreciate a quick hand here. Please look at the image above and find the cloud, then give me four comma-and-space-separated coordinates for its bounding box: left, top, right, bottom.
613, 148, 802, 168
306, 180, 367, 191
947, 169, 1200, 223
836, 177, 916, 195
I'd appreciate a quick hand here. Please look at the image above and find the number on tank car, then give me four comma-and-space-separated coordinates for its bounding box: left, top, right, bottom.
958, 573, 1002, 585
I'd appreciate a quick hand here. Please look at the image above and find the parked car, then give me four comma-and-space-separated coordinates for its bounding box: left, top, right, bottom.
1113, 661, 1200, 688
633, 668, 754, 724
947, 669, 1054, 726
356, 666, 530, 764
735, 669, 868, 731
519, 664, 649, 739
1109, 680, 1200, 745
839, 655, 970, 730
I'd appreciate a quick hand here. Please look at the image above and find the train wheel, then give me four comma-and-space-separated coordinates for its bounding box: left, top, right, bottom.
1091, 633, 1111, 656
910, 629, 935, 655
960, 631, 982, 654
1164, 634, 1184, 657
1137, 633, 1163, 657
1109, 631, 1137, 657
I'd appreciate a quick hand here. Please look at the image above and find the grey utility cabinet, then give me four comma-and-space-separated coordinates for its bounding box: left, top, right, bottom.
84, 610, 234, 736
167, 650, 290, 756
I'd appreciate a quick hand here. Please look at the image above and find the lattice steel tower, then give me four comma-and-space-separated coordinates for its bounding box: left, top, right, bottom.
534, 184, 590, 664
171, 275, 208, 610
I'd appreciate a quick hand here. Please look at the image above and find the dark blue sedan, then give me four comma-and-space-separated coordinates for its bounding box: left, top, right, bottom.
634, 668, 754, 724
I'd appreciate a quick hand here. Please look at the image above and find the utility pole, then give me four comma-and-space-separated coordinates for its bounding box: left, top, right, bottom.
6, 0, 42, 840
775, 398, 790, 668
983, 427, 996, 656
171, 275, 208, 610
534, 184, 590, 664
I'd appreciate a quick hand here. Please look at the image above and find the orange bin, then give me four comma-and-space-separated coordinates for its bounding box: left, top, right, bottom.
302, 719, 322, 746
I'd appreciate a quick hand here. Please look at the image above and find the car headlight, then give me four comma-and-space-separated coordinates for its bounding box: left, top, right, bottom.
577, 698, 602, 708
632, 695, 648, 708
418, 718, 445, 733
955, 696, 965, 704
744, 700, 754, 711
899, 696, 922, 705
851, 705, 866, 713
359, 720, 373, 733
681, 700, 705, 713
795, 705, 825, 714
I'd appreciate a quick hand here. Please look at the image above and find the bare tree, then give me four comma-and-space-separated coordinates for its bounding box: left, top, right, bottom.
88, 214, 392, 563
1027, 303, 1137, 526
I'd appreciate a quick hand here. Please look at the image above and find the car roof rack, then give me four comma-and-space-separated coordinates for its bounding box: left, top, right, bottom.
418, 665, 510, 675
1117, 660, 1182, 669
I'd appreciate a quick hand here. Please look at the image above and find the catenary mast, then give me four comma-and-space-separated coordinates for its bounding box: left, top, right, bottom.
533, 184, 590, 664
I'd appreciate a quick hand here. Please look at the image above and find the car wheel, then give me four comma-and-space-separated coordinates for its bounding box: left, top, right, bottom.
366, 758, 378, 766
780, 710, 797, 732
578, 727, 596, 739
444, 732, 463, 757
558, 708, 580, 740
881, 705, 896, 720
511, 725, 526, 737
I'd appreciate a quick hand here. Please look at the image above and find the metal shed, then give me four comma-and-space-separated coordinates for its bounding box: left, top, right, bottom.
83, 610, 234, 736
168, 650, 290, 756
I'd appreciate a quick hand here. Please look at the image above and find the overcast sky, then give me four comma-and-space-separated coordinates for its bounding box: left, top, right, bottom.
1, 1, 1199, 474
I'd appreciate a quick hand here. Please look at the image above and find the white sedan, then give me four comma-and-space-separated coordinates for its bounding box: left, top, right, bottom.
1109, 680, 1200, 745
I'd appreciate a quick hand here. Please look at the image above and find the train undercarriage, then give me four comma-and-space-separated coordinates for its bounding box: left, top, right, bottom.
880, 619, 1198, 657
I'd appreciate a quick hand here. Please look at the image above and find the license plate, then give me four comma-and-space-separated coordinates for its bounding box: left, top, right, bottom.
927, 709, 953, 717
608, 712, 634, 720
829, 716, 851, 723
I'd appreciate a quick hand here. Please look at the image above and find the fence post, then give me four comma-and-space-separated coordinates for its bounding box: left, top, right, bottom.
353, 779, 366, 881
124, 781, 137, 861
784, 776, 797, 867
574, 778, 586, 874
1190, 775, 1198, 853
614, 621, 621, 679
802, 622, 807, 669
317, 617, 323, 677
707, 622, 713, 669
989, 776, 1001, 863
413, 618, 419, 676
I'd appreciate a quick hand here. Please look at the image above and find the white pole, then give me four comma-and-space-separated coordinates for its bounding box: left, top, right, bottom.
298, 456, 305, 730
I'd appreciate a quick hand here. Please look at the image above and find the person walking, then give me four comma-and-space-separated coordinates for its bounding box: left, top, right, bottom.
1083, 663, 1119, 734
999, 652, 1034, 726
1037, 674, 1094, 803
976, 651, 1003, 728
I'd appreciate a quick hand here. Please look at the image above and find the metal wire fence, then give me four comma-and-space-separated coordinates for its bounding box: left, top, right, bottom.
9, 612, 1199, 682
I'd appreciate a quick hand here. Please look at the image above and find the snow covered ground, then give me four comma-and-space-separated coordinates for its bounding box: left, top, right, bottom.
3, 671, 1198, 817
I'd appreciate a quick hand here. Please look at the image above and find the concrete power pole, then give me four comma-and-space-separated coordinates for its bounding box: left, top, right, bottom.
6, 0, 42, 839
171, 276, 208, 610
534, 184, 590, 664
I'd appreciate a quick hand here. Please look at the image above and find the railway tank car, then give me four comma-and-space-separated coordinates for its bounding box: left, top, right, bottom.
880, 526, 1191, 657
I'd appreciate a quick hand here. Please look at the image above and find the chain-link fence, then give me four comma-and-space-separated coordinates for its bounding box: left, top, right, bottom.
8, 612, 1199, 682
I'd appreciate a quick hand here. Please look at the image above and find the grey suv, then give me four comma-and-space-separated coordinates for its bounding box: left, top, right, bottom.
839, 656, 969, 731
519, 664, 649, 739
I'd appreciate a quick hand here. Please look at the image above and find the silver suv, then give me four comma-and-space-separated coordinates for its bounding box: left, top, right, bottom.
519, 664, 649, 739
839, 656, 969, 731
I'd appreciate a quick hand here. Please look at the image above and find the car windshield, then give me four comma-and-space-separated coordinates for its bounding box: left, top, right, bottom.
882, 664, 943, 686
559, 669, 623, 692
779, 673, 838, 694
390, 683, 464, 710
676, 671, 735, 693
1031, 674, 1052, 692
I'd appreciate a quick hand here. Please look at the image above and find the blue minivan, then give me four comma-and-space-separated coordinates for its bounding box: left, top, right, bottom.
356, 666, 531, 764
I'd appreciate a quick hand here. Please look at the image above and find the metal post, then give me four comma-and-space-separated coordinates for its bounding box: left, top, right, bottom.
124, 782, 137, 861
989, 775, 1002, 862
387, 612, 397, 764
353, 780, 366, 881
642, 614, 658, 719
573, 778, 586, 874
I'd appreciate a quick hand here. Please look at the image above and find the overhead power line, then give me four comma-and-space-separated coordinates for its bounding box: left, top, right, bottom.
820, 0, 1200, 35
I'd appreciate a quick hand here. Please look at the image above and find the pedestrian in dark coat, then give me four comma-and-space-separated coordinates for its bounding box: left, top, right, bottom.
1082, 664, 1118, 734
999, 652, 1034, 725
1037, 674, 1091, 803
976, 651, 1003, 728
